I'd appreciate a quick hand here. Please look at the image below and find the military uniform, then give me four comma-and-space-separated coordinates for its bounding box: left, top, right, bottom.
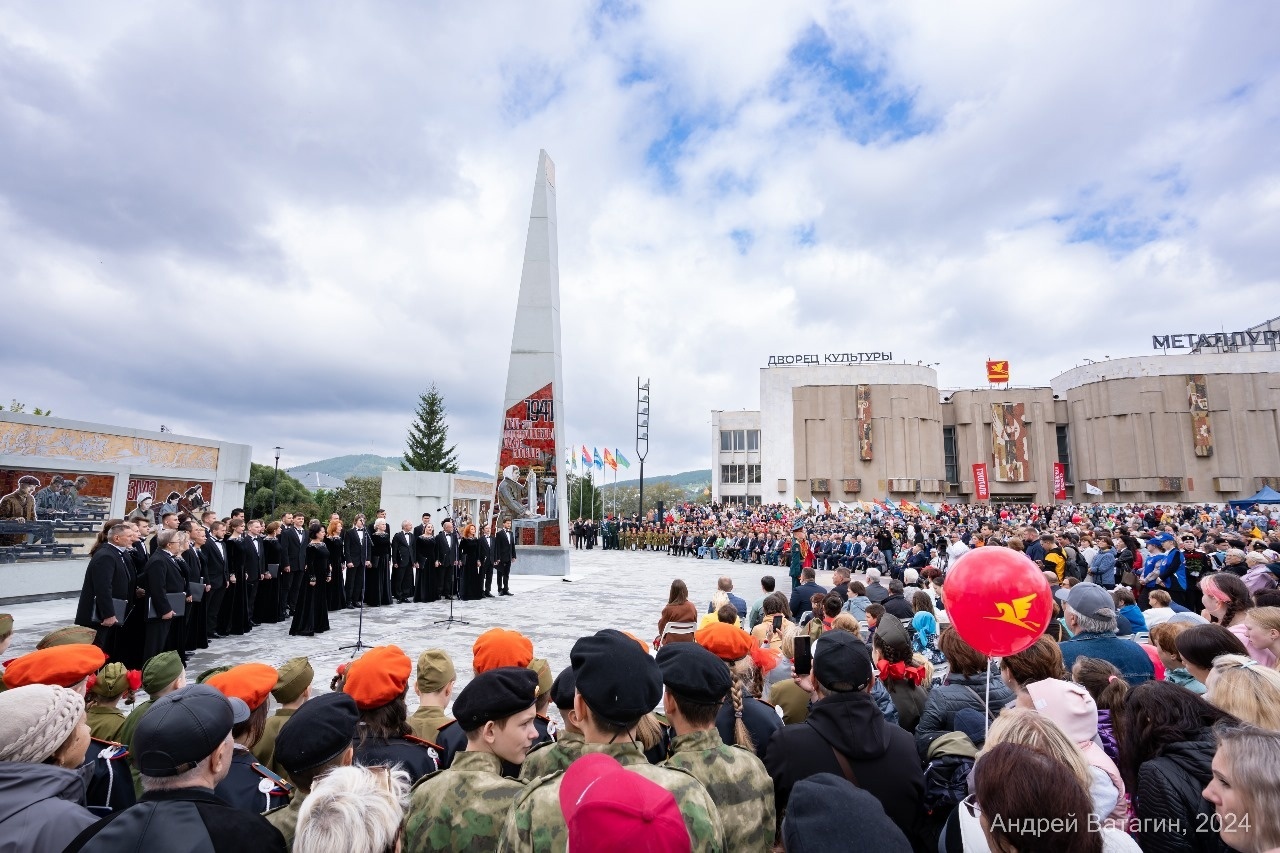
664, 729, 776, 853
254, 708, 297, 778
214, 745, 292, 814
409, 705, 452, 745
265, 791, 306, 849
518, 730, 585, 781
498, 741, 726, 853
116, 697, 154, 798
87, 704, 127, 742
355, 734, 441, 783
405, 751, 525, 852
81, 737, 136, 816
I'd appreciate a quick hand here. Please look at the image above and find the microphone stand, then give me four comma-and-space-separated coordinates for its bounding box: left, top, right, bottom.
340, 542, 371, 656
434, 551, 470, 629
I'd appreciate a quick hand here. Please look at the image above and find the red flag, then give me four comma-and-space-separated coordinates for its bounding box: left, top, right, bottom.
972, 463, 990, 501
1053, 462, 1067, 500
986, 360, 1010, 383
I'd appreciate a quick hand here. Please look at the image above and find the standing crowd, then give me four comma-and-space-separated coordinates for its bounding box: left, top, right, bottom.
0, 498, 1278, 852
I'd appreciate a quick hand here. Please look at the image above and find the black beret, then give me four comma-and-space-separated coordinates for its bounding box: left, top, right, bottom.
453, 667, 540, 731
655, 643, 731, 705
275, 692, 359, 773
813, 631, 873, 693
571, 629, 661, 725
134, 685, 233, 777
550, 665, 576, 710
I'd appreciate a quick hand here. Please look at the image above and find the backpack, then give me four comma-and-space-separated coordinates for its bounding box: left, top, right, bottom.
1064, 546, 1088, 582
923, 732, 978, 814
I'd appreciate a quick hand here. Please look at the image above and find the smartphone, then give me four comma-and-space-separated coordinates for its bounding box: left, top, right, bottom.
772, 615, 783, 633
794, 635, 812, 676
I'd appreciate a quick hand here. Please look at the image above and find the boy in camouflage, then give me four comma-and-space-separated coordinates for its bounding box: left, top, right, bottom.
658, 642, 777, 852
518, 666, 584, 781
498, 630, 726, 853
404, 667, 541, 852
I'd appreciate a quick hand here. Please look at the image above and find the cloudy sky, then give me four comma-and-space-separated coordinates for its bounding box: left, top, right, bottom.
2, 2, 1277, 476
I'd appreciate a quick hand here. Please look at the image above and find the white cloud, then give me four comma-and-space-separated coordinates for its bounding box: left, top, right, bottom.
1, 1, 1277, 477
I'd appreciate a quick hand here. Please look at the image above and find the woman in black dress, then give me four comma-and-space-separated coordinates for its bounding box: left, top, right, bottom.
326, 519, 348, 611
413, 521, 438, 602
255, 522, 283, 624
367, 519, 393, 606
291, 523, 331, 636
459, 523, 483, 600
218, 518, 250, 636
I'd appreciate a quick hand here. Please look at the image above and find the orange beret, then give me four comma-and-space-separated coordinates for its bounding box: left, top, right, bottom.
343, 645, 412, 710
472, 628, 534, 674
206, 663, 278, 711
695, 623, 756, 662
4, 644, 107, 689
622, 631, 651, 655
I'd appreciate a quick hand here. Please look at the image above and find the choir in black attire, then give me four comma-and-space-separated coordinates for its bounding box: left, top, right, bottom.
367, 524, 392, 606
291, 523, 331, 637
326, 524, 348, 611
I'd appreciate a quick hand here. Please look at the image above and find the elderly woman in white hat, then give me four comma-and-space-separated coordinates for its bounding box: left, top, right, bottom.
127, 492, 155, 527
0, 684, 98, 852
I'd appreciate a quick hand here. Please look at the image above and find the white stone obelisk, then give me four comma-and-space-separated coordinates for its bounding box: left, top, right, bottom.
494, 150, 570, 575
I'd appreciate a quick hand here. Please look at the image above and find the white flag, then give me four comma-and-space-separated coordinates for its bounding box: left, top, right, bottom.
1084, 481, 1103, 496
811, 497, 821, 513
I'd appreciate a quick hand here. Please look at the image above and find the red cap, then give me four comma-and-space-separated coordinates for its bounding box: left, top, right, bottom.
559, 753, 691, 853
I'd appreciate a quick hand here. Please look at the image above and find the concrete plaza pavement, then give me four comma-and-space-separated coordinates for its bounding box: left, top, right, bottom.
3, 548, 823, 712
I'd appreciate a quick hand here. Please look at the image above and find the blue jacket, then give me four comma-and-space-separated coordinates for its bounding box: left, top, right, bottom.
1059, 631, 1155, 686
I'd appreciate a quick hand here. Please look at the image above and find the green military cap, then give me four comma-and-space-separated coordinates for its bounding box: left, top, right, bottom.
527, 657, 552, 697
37, 625, 97, 649
273, 656, 314, 704
196, 664, 232, 685
0, 614, 12, 637
90, 662, 133, 698
142, 652, 185, 694
415, 649, 455, 694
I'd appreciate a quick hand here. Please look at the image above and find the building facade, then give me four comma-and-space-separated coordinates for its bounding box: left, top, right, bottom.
712, 352, 1280, 506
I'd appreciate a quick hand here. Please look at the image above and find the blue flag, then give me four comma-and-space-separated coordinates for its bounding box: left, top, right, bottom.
593, 447, 604, 469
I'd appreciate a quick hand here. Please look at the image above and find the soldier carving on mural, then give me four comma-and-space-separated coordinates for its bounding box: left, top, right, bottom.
496, 465, 535, 525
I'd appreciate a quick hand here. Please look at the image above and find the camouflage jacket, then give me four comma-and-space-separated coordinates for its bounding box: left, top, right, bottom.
265, 790, 306, 850
405, 751, 525, 853
664, 729, 776, 853
517, 730, 585, 782
497, 741, 726, 853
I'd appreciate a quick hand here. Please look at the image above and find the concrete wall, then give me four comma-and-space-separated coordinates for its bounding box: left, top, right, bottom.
792, 381, 945, 502
944, 388, 1060, 504
1053, 353, 1280, 502
760, 364, 938, 504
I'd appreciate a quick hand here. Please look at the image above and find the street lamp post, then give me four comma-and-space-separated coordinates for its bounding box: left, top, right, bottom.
636, 378, 650, 520
271, 447, 282, 517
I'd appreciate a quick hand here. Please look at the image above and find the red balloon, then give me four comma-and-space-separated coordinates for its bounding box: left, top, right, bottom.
944, 547, 1054, 657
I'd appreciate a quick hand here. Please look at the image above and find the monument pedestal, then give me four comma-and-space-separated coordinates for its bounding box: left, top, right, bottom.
511, 518, 567, 576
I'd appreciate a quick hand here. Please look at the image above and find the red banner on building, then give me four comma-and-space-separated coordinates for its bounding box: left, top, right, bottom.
972, 463, 990, 501
1052, 462, 1067, 500
986, 360, 1010, 383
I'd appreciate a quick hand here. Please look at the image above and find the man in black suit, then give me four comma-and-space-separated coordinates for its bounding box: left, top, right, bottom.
131, 519, 152, 574
495, 517, 517, 596
434, 518, 460, 600
280, 512, 305, 616
149, 511, 179, 553
143, 529, 190, 662
75, 521, 135, 659
479, 522, 497, 597
345, 514, 372, 606
202, 519, 229, 638
413, 512, 432, 538
241, 518, 266, 625
392, 520, 416, 603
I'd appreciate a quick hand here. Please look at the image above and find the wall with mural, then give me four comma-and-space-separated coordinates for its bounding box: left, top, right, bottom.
126, 477, 214, 517
990, 402, 1030, 482
0, 422, 219, 470
0, 469, 115, 519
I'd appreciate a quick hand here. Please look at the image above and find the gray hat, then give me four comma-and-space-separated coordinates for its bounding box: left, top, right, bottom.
1054, 582, 1115, 622
134, 685, 234, 777
0, 684, 84, 764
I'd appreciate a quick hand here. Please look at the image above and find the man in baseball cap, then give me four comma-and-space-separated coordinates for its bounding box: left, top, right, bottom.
1056, 582, 1156, 685
763, 631, 924, 842
498, 630, 726, 852
65, 685, 285, 852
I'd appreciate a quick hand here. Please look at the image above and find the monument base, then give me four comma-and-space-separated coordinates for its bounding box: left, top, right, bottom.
510, 545, 570, 577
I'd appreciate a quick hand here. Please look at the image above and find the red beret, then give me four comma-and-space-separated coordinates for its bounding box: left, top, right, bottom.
343, 646, 412, 710
4, 644, 107, 689
207, 663, 278, 711
472, 628, 534, 674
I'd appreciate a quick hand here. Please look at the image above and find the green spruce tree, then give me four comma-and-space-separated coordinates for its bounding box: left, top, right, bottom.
401, 383, 459, 473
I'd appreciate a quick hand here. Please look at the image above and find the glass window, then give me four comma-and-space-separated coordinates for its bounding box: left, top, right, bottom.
943, 426, 958, 484
747, 430, 760, 451
720, 430, 747, 451
720, 430, 731, 452
747, 464, 761, 483
1056, 425, 1072, 484
721, 465, 746, 484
